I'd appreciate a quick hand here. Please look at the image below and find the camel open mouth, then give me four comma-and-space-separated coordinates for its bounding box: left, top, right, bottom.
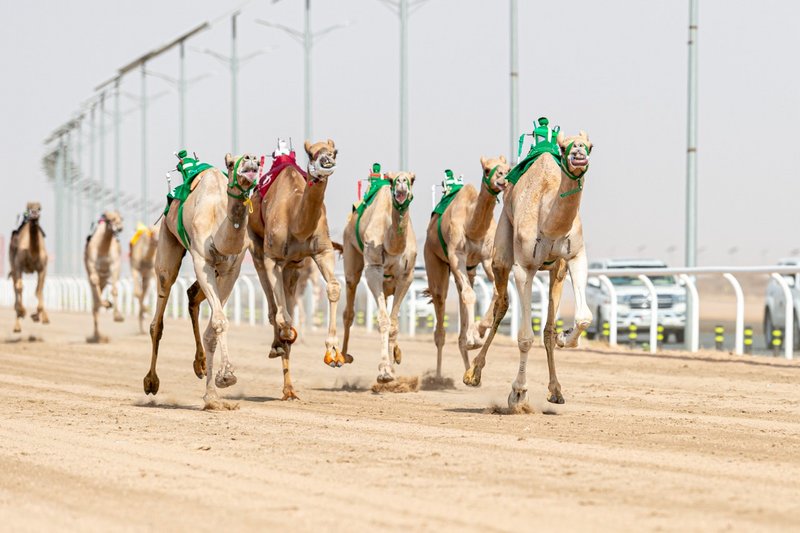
394, 190, 409, 204
318, 157, 336, 170
238, 169, 259, 182
570, 154, 589, 168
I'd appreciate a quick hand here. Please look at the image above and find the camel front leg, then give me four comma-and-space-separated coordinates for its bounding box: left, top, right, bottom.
87, 280, 109, 344
449, 253, 482, 353
110, 259, 124, 322
31, 268, 49, 324
313, 249, 347, 367
424, 246, 450, 379
12, 272, 24, 333
208, 257, 246, 392
365, 264, 393, 382
388, 267, 414, 367
191, 254, 229, 404
263, 257, 297, 345
341, 243, 364, 362
477, 257, 497, 339
559, 250, 593, 349
508, 265, 535, 407
544, 260, 568, 404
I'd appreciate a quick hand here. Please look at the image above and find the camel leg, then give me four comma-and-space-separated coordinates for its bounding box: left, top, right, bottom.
477, 257, 498, 339
388, 268, 414, 367
544, 260, 568, 404
449, 253, 482, 352
12, 271, 24, 333
341, 243, 364, 362
209, 256, 246, 392
31, 268, 49, 324
187, 281, 207, 378
464, 214, 513, 387
87, 280, 110, 344
190, 252, 230, 404
312, 249, 345, 367
559, 251, 593, 349
278, 267, 301, 400
143, 231, 184, 395
111, 258, 124, 322
508, 265, 536, 408
365, 264, 393, 383
263, 257, 297, 345
248, 233, 282, 359
424, 246, 450, 378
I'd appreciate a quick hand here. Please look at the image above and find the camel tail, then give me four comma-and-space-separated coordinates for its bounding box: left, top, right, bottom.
331, 241, 344, 256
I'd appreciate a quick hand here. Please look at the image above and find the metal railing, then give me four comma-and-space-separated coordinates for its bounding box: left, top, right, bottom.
1, 264, 797, 360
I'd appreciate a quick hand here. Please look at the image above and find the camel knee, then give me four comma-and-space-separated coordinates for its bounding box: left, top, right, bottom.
326, 279, 341, 302
461, 286, 476, 307
149, 319, 163, 342
517, 335, 534, 353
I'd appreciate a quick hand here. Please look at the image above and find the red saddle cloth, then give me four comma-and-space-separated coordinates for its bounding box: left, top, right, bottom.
257, 152, 308, 198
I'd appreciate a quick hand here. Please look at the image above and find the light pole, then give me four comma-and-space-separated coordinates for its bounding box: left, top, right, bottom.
89, 103, 96, 217
114, 79, 121, 210
686, 0, 698, 268
141, 63, 148, 222
509, 0, 519, 163
377, 0, 429, 170
144, 69, 212, 147
99, 91, 106, 205
258, 2, 348, 144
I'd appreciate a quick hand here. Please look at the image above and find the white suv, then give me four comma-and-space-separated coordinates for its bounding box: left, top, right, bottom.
586, 259, 687, 343
764, 258, 800, 349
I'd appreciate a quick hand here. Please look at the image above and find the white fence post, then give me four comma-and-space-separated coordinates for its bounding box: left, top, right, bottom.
770, 273, 794, 360
598, 275, 618, 346
722, 273, 744, 355
638, 275, 658, 354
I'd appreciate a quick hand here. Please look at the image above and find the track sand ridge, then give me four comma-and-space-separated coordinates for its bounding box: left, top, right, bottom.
0, 311, 799, 531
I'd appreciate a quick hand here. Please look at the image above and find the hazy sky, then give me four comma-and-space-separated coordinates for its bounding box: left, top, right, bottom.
1, 0, 798, 270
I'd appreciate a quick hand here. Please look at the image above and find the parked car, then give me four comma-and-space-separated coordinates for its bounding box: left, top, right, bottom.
586, 259, 687, 343
763, 258, 800, 349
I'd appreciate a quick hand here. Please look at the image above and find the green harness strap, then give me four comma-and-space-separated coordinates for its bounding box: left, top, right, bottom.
354, 177, 391, 251
431, 184, 463, 257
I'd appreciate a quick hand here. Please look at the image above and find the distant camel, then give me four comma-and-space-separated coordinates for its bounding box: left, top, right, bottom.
84, 211, 125, 343
9, 202, 49, 333
130, 221, 160, 334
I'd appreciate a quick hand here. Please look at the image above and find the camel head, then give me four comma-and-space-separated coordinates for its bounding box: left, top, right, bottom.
557, 130, 592, 177
479, 155, 510, 195
386, 171, 415, 212
224, 152, 259, 197
102, 210, 124, 236
304, 139, 338, 183
24, 202, 42, 222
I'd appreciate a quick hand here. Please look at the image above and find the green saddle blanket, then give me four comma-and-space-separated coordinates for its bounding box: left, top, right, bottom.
352, 177, 391, 251
164, 151, 214, 249
506, 140, 561, 186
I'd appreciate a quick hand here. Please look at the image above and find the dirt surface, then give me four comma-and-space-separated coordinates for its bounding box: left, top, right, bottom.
1, 311, 799, 532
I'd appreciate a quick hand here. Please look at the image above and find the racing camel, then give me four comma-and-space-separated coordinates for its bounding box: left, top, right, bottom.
464, 118, 593, 408
341, 165, 417, 384
143, 151, 259, 406
8, 202, 49, 333
130, 221, 160, 334
84, 211, 124, 343
423, 159, 508, 379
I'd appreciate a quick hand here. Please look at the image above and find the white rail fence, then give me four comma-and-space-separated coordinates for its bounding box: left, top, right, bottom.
1, 265, 797, 360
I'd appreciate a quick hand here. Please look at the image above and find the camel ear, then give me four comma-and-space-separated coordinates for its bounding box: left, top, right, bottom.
304, 140, 313, 156
327, 138, 335, 150
579, 130, 589, 140
499, 154, 507, 163
224, 153, 234, 169
480, 156, 488, 168
409, 173, 416, 185
556, 131, 566, 148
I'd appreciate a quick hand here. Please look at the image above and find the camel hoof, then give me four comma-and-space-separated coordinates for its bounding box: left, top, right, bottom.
31, 313, 40, 323
269, 344, 286, 359
547, 388, 565, 404
113, 314, 125, 323
193, 356, 207, 379
282, 389, 300, 401
12, 325, 21, 334
86, 335, 109, 344
393, 345, 402, 365
215, 371, 237, 389
102, 300, 113, 309
324, 349, 338, 367
376, 369, 395, 383
343, 353, 354, 364
279, 326, 298, 345
143, 372, 160, 395
508, 387, 528, 408
41, 314, 49, 325
463, 366, 482, 387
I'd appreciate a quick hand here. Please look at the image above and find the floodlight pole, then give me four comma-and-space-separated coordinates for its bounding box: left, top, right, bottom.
685, 0, 698, 268
99, 92, 106, 202
231, 12, 239, 154
509, 0, 519, 163
399, 0, 408, 169
89, 104, 96, 217
179, 41, 186, 148
76, 119, 84, 273
141, 63, 148, 222
114, 78, 121, 210
54, 136, 65, 273
304, 0, 312, 140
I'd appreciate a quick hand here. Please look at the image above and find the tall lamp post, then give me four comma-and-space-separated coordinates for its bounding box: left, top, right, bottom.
509, 0, 519, 163
256, 1, 349, 143
685, 0, 698, 268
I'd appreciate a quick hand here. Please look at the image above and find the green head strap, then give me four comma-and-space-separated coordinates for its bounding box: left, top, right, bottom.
227, 156, 257, 201
482, 165, 501, 197
391, 176, 413, 213
559, 141, 590, 198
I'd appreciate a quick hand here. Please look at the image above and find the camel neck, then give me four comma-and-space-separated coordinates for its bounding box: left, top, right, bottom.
27, 220, 41, 256
290, 178, 328, 240
385, 204, 410, 255
540, 169, 585, 237
212, 193, 249, 256
465, 184, 498, 241
98, 223, 115, 255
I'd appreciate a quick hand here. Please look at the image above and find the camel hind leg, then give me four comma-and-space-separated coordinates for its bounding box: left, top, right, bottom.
424, 244, 450, 379
277, 267, 302, 400
464, 214, 513, 387
544, 260, 568, 404
388, 262, 415, 367
187, 281, 207, 378
341, 242, 364, 364
143, 229, 185, 395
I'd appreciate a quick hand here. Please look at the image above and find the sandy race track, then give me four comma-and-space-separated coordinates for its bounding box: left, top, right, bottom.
0, 311, 799, 532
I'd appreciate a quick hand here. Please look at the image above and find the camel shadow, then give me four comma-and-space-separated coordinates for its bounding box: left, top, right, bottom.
133, 398, 202, 411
